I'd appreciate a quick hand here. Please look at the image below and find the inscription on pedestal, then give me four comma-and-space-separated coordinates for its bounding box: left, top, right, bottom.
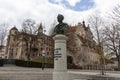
54, 48, 62, 60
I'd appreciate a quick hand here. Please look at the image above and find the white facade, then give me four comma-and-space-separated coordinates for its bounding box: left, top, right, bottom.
0, 46, 7, 59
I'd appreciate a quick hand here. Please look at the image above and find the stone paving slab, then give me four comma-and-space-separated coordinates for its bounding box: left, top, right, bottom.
0, 66, 120, 80
0, 66, 53, 80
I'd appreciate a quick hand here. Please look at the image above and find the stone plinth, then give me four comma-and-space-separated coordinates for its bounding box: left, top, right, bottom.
53, 35, 68, 80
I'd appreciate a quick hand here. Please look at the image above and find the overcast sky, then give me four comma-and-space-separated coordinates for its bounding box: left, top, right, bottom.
0, 0, 120, 33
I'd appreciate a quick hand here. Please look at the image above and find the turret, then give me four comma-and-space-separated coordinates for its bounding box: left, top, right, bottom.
38, 23, 43, 34
82, 20, 86, 28
10, 26, 18, 35
82, 20, 89, 30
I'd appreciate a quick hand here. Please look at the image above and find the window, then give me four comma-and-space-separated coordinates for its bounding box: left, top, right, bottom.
47, 52, 49, 55
33, 54, 35, 57
41, 48, 43, 51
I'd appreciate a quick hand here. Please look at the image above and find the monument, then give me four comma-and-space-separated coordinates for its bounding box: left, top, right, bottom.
53, 14, 69, 80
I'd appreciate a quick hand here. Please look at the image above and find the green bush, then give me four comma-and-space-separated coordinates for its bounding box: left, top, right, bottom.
32, 58, 54, 64
15, 60, 42, 67
13, 56, 74, 68
31, 58, 54, 68
67, 56, 73, 64
15, 59, 53, 68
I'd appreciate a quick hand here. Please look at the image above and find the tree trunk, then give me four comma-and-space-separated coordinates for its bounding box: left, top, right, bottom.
117, 56, 120, 70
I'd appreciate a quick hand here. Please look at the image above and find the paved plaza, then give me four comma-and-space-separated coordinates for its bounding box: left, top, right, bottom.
0, 65, 120, 80
0, 65, 53, 80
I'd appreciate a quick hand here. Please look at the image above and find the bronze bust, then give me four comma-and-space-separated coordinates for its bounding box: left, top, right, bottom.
53, 14, 69, 35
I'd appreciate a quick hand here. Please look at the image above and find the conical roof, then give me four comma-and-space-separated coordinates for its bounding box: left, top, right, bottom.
38, 23, 43, 30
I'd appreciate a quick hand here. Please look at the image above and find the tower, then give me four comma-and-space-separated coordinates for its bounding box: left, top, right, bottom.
6, 26, 18, 59
9, 26, 18, 35
82, 20, 86, 28
38, 23, 43, 34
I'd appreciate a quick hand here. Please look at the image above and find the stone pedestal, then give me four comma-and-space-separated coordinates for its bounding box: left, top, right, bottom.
53, 35, 68, 80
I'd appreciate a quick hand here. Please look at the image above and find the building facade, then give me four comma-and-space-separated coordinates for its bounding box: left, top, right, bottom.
5, 24, 54, 60
66, 21, 100, 66
6, 21, 100, 67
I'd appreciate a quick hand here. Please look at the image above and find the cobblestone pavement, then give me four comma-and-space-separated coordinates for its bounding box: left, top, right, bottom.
0, 65, 53, 80
0, 65, 120, 80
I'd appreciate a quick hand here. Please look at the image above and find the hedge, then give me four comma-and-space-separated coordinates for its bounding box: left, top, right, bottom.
15, 60, 53, 68
32, 58, 54, 64
15, 56, 74, 68
0, 59, 3, 66
67, 56, 73, 64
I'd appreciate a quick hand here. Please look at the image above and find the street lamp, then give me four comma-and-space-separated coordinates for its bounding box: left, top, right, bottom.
42, 49, 46, 70
41, 26, 46, 70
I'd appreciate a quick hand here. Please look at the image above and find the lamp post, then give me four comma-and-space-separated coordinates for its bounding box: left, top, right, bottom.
42, 50, 45, 70
42, 26, 46, 70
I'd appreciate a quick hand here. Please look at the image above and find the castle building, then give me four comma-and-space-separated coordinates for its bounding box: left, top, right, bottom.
5, 24, 54, 60
5, 21, 100, 67
66, 21, 100, 66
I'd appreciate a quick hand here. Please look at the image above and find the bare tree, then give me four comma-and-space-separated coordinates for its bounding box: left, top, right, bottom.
103, 25, 120, 70
88, 13, 105, 75
49, 20, 57, 35
0, 23, 9, 57
0, 23, 9, 46
111, 5, 120, 24
21, 19, 38, 34
103, 5, 120, 70
88, 13, 104, 44
21, 19, 37, 60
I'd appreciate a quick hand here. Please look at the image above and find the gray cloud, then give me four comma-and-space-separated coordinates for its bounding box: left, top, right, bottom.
0, 0, 119, 34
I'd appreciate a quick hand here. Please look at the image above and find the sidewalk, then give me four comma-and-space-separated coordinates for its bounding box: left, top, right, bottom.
69, 70, 120, 80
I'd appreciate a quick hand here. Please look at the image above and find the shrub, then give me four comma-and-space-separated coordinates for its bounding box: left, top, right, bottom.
15, 59, 53, 68
0, 59, 3, 66
67, 56, 73, 64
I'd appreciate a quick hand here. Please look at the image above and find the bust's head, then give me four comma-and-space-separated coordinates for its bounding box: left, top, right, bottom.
57, 14, 64, 23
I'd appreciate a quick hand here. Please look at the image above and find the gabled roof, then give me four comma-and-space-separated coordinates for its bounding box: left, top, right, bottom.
67, 26, 77, 32
11, 27, 18, 30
